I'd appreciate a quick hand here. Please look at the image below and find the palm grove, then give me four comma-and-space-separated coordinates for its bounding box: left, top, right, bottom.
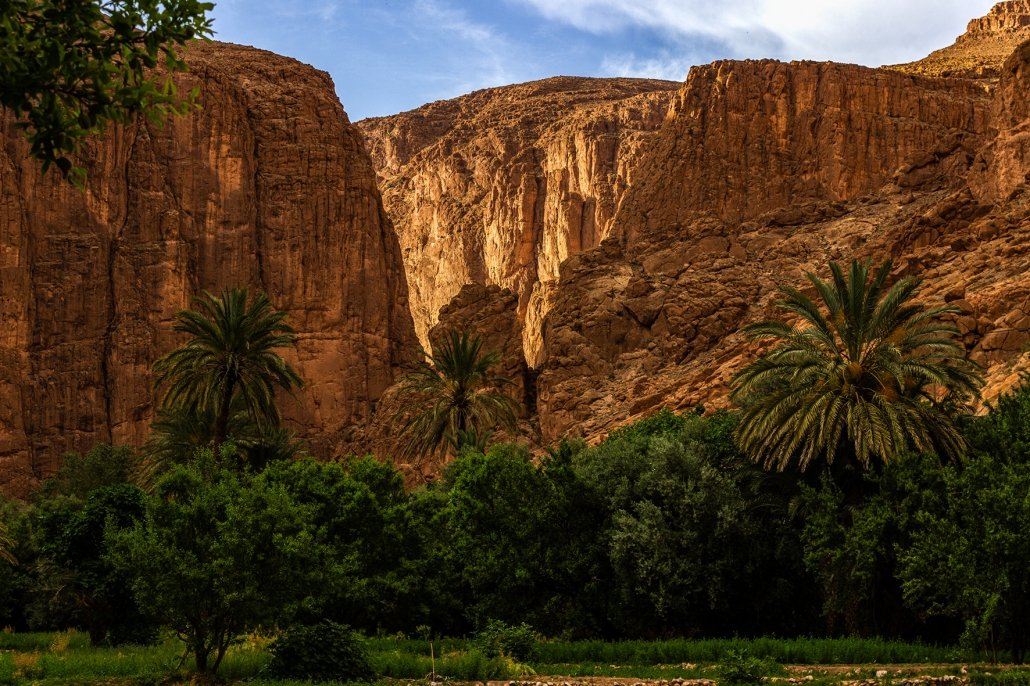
2, 258, 1029, 673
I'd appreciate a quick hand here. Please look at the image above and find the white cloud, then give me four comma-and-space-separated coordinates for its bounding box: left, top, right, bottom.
600, 52, 697, 81
412, 0, 524, 94
514, 0, 998, 68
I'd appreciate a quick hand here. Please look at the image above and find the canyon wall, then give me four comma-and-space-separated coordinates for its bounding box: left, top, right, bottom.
612, 60, 991, 240
357, 77, 679, 364
359, 1, 1030, 456
535, 45, 1030, 443
0, 42, 416, 493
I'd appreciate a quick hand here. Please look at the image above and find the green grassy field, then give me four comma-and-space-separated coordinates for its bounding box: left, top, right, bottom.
0, 631, 1026, 685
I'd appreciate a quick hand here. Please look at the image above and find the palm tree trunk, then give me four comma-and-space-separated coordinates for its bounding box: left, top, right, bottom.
212, 380, 234, 460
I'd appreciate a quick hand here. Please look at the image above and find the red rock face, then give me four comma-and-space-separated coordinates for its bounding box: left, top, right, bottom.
0, 42, 415, 494
535, 48, 1030, 444
970, 41, 1030, 201
966, 1, 1030, 36
614, 60, 991, 240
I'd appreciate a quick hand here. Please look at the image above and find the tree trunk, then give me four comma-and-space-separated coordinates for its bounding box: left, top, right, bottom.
212, 379, 235, 461
194, 641, 209, 673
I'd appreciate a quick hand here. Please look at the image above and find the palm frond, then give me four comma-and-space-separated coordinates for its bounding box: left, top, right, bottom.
731, 259, 984, 473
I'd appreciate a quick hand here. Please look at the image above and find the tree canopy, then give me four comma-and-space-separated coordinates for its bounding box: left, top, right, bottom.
731, 259, 982, 473
152, 288, 302, 460
0, 0, 213, 178
396, 330, 519, 464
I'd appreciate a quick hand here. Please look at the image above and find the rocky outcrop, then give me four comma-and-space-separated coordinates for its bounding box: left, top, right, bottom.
428, 284, 529, 411
969, 40, 1030, 201
613, 60, 991, 241
0, 41, 416, 494
536, 50, 1029, 443
889, 1, 1030, 79
357, 77, 680, 365
361, 283, 531, 481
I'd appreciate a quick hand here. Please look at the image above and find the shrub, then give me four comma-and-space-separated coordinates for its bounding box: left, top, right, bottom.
265, 621, 375, 682
474, 619, 536, 661
717, 649, 784, 685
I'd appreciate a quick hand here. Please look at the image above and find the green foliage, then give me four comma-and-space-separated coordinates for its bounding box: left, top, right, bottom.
717, 649, 785, 685
0, 499, 35, 629
898, 451, 1030, 662
970, 672, 1030, 686
528, 636, 972, 665
34, 445, 137, 502
732, 259, 982, 473
151, 287, 303, 460
372, 645, 518, 681
142, 405, 304, 485
797, 452, 952, 638
107, 452, 322, 673
33, 484, 158, 645
574, 409, 809, 637
396, 329, 519, 463
264, 621, 375, 683
260, 456, 429, 634
440, 443, 603, 635
964, 374, 1030, 463
0, 0, 214, 179
474, 619, 537, 661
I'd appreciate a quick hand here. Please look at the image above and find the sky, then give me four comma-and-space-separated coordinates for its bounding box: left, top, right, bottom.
208, 0, 998, 121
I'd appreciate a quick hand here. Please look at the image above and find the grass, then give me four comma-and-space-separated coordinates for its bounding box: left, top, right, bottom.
372, 647, 530, 680
0, 631, 273, 684
531, 637, 977, 665
0, 631, 90, 652
0, 631, 1019, 685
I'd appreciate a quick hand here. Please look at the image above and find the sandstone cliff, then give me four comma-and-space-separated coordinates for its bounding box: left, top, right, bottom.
0, 41, 416, 494
613, 60, 991, 240
357, 77, 680, 365
535, 46, 1030, 443
889, 0, 1030, 79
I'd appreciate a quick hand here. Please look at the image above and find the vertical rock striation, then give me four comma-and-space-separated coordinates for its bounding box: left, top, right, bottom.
535, 55, 1028, 443
613, 60, 991, 241
357, 77, 680, 364
0, 42, 416, 494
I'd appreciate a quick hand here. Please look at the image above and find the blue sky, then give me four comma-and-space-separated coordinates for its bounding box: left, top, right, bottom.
209, 0, 998, 121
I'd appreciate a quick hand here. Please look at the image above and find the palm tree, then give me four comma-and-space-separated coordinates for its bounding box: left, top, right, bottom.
139, 404, 304, 486
396, 329, 519, 462
731, 259, 983, 473
152, 287, 303, 459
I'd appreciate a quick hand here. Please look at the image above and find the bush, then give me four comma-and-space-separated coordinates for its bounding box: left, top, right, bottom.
717, 649, 784, 685
265, 621, 375, 682
474, 619, 536, 661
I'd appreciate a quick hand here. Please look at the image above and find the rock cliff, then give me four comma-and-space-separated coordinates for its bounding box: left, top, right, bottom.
536, 46, 1030, 443
613, 60, 991, 240
0, 41, 416, 494
357, 77, 680, 364
889, 0, 1030, 79
5, 5, 1030, 487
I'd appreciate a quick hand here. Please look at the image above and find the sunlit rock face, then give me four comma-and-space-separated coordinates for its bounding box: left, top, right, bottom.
536, 49, 1029, 443
357, 76, 681, 365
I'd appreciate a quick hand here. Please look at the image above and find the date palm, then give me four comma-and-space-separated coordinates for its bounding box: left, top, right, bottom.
731, 259, 982, 473
152, 288, 302, 459
397, 330, 519, 462
140, 404, 304, 486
